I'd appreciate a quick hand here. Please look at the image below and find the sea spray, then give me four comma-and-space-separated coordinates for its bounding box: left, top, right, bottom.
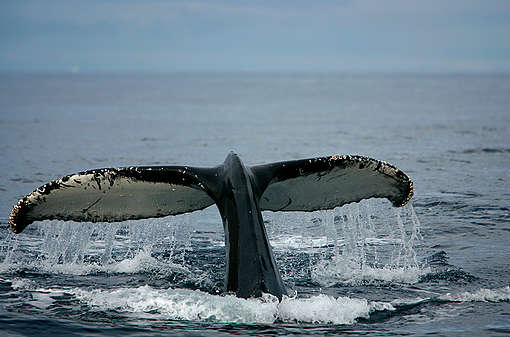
264, 198, 425, 286
0, 212, 201, 274
1, 198, 425, 286
69, 285, 395, 324
7, 279, 509, 325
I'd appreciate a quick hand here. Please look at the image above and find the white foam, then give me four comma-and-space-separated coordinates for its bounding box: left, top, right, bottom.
278, 294, 395, 324
71, 286, 279, 323
311, 255, 429, 286
111, 248, 174, 274
270, 234, 330, 250
29, 291, 59, 309
8, 277, 509, 324
439, 286, 510, 303
0, 247, 187, 277
6, 279, 67, 310
39, 262, 104, 275
10, 278, 38, 290
388, 286, 510, 308
2, 258, 104, 275
69, 285, 395, 324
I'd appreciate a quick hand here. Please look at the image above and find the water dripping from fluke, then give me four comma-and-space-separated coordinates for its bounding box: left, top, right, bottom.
1, 197, 458, 325
265, 199, 427, 288
2, 198, 428, 287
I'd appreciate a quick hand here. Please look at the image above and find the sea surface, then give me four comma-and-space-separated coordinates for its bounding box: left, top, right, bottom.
0, 73, 509, 336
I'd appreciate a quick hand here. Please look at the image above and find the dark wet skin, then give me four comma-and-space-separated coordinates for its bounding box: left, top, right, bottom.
211, 152, 287, 299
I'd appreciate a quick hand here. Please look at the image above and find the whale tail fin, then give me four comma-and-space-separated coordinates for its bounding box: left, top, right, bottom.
252, 155, 413, 212
9, 155, 413, 234
9, 166, 218, 234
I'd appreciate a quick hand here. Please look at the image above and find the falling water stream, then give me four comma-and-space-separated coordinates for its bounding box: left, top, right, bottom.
0, 199, 433, 324
1, 199, 422, 284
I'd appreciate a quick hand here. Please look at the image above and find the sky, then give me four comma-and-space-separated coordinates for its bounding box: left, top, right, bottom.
1, 0, 509, 73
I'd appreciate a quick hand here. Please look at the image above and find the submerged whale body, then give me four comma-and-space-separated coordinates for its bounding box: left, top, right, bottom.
9, 152, 413, 299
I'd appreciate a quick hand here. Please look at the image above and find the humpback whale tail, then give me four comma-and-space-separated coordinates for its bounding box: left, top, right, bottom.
9, 152, 413, 299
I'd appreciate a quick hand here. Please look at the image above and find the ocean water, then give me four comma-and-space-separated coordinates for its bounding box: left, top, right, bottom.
0, 73, 509, 336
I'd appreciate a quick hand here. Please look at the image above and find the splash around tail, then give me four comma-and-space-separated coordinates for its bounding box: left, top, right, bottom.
9, 152, 413, 299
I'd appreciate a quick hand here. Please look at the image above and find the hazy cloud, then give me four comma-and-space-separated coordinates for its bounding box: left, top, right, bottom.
1, 0, 509, 72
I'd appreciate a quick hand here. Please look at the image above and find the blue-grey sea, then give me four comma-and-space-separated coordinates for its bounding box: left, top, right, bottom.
0, 73, 509, 336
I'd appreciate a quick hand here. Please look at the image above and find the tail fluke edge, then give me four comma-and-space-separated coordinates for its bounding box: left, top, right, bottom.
253, 155, 413, 212
9, 154, 413, 234
9, 166, 216, 234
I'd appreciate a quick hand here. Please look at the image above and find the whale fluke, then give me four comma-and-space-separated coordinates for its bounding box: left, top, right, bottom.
253, 155, 413, 212
9, 166, 217, 234
9, 153, 413, 299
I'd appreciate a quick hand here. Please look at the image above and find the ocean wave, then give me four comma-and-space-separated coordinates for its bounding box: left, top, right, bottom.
6, 278, 509, 325
70, 286, 394, 324
438, 286, 510, 303
65, 285, 510, 324
311, 255, 429, 286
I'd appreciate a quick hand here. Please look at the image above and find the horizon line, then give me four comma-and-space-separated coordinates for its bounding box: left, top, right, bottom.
2, 69, 510, 76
